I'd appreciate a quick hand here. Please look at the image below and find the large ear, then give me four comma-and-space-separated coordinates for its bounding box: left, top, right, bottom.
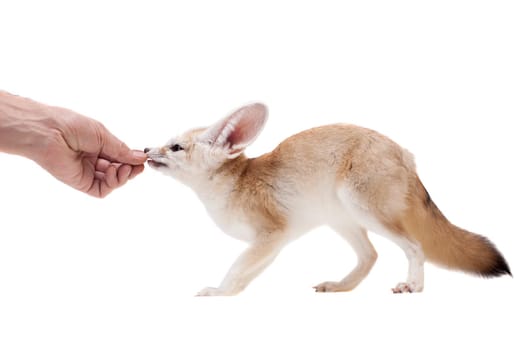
199, 103, 268, 158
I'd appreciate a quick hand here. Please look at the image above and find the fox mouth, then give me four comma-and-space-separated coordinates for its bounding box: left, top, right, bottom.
147, 159, 168, 168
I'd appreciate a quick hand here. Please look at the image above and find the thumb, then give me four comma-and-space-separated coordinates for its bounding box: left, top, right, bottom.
100, 130, 147, 165
57, 111, 147, 165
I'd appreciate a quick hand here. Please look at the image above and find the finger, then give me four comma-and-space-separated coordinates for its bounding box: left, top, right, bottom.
95, 158, 113, 173
117, 164, 132, 185
94, 171, 105, 181
62, 114, 147, 165
101, 129, 147, 165
129, 149, 148, 164
98, 179, 113, 198
87, 178, 111, 198
104, 163, 119, 189
129, 164, 145, 180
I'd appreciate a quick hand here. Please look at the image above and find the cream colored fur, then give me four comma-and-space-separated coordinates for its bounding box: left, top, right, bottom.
146, 103, 510, 296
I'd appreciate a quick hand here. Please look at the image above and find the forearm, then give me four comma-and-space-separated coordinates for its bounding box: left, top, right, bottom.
0, 91, 61, 160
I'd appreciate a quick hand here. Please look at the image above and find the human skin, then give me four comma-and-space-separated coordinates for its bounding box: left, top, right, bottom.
0, 91, 147, 198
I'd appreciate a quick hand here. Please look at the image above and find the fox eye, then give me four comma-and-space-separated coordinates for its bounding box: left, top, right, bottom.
170, 144, 184, 152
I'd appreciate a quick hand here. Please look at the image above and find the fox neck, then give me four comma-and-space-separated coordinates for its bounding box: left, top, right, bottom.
187, 154, 250, 203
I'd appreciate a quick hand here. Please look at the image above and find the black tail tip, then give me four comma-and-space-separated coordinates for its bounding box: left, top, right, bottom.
482, 254, 512, 278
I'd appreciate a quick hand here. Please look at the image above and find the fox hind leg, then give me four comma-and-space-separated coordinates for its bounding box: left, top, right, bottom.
388, 235, 425, 293
314, 225, 378, 293
334, 184, 424, 293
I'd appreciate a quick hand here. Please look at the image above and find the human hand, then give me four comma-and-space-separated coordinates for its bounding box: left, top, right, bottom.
0, 92, 147, 198
37, 108, 148, 198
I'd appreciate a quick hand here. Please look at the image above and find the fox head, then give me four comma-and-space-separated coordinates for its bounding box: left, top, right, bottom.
145, 103, 268, 186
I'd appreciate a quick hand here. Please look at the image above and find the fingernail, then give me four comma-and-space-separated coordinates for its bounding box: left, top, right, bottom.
132, 150, 147, 159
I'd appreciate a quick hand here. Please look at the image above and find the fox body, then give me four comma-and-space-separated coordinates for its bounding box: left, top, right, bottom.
146, 103, 510, 296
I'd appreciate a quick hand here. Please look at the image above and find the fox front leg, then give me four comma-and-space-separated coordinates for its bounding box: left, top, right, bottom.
196, 236, 285, 296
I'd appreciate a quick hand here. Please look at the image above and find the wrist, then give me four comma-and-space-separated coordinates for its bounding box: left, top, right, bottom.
0, 91, 62, 160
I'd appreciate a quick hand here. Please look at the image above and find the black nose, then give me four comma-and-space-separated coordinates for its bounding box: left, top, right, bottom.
144, 148, 150, 153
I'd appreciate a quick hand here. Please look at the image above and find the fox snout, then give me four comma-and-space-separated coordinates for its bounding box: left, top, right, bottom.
145, 147, 168, 155
144, 147, 169, 169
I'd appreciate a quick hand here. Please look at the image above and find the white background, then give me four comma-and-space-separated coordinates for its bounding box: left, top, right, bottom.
1, 1, 524, 349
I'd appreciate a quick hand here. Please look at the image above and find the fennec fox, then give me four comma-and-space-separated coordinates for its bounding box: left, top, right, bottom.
145, 103, 511, 296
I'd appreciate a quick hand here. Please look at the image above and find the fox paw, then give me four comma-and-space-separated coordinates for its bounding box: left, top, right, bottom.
391, 282, 423, 294
314, 281, 344, 293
